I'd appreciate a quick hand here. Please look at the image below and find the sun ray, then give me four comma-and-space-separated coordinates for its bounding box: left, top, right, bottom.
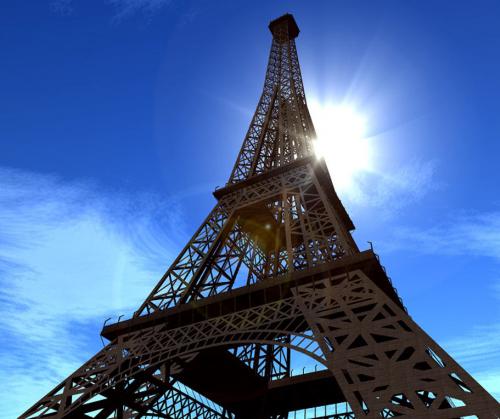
310, 101, 373, 191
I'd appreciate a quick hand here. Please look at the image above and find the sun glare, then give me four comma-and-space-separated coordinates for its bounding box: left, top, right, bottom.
311, 102, 372, 191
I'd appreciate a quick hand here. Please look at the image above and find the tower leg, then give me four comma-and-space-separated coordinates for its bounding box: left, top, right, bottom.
21, 269, 499, 418
294, 270, 500, 418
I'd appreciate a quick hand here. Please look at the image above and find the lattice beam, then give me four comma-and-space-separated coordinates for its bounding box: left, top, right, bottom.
136, 162, 357, 317
21, 270, 499, 418
20, 13, 499, 419
228, 15, 314, 184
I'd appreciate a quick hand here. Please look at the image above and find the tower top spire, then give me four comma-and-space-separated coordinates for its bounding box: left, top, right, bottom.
228, 12, 311, 184
269, 13, 300, 40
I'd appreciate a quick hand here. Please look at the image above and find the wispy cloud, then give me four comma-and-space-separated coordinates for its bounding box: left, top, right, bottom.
50, 0, 173, 19
0, 167, 184, 418
387, 211, 500, 260
50, 0, 73, 15
385, 211, 500, 401
107, 0, 172, 20
443, 323, 500, 400
343, 160, 438, 216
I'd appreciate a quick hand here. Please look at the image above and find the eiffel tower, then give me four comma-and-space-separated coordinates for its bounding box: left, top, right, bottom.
22, 14, 499, 419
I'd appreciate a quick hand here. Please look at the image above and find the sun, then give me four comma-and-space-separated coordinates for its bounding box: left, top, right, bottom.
310, 102, 373, 191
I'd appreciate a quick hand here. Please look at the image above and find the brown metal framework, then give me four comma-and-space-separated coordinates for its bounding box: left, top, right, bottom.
21, 13, 499, 419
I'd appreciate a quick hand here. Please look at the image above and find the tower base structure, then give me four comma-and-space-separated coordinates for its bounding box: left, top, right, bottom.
22, 251, 500, 418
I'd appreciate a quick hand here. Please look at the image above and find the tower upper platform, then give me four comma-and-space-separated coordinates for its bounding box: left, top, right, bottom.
269, 13, 300, 40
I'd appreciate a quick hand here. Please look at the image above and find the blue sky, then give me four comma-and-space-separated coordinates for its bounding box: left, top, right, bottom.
1, 0, 500, 416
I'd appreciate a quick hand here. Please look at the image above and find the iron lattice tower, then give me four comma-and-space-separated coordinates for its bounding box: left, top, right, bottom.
22, 14, 499, 419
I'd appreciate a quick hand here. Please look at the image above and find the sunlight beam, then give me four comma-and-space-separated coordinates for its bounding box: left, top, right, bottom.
310, 102, 373, 191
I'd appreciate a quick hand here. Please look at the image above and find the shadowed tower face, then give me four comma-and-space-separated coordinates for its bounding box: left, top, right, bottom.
22, 13, 499, 419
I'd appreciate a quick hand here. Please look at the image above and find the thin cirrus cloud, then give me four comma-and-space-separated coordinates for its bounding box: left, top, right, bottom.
0, 166, 183, 418
50, 0, 172, 18
385, 211, 500, 400
107, 0, 172, 19
387, 211, 500, 260
443, 324, 500, 400
341, 159, 438, 217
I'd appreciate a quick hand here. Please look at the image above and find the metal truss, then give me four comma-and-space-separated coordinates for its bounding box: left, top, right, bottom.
20, 358, 232, 419
21, 13, 499, 419
21, 270, 499, 418
283, 402, 355, 419
229, 338, 290, 381
136, 162, 358, 317
142, 381, 234, 419
294, 271, 500, 417
228, 14, 315, 184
